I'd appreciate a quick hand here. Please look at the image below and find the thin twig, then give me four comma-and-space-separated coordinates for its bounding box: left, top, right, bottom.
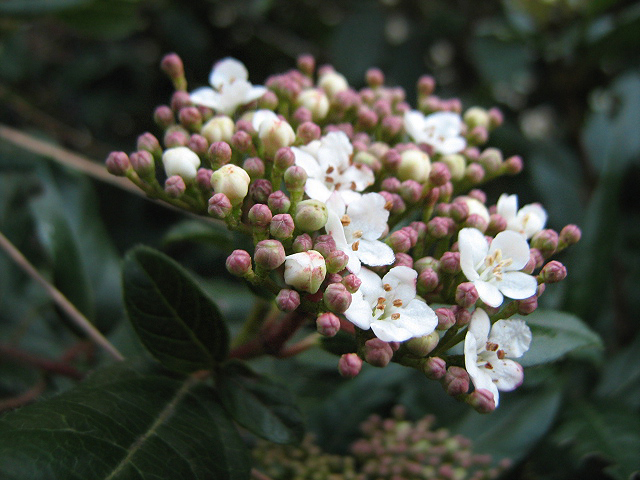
0, 230, 124, 361
0, 344, 84, 380
250, 468, 275, 480
0, 377, 47, 412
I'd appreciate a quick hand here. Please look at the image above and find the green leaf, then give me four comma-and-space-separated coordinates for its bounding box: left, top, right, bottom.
595, 332, 640, 410
319, 330, 358, 356
122, 245, 230, 373
554, 402, 640, 480
217, 361, 305, 444
454, 380, 563, 463
0, 0, 91, 14
519, 309, 603, 367
0, 359, 250, 480
162, 219, 235, 250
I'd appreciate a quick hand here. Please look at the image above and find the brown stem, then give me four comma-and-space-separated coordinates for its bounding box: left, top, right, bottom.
251, 468, 275, 480
0, 344, 84, 380
0, 378, 47, 412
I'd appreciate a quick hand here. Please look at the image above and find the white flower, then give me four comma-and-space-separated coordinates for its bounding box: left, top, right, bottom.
404, 110, 466, 154
458, 228, 537, 308
318, 71, 349, 99
497, 194, 547, 239
324, 192, 395, 274
344, 266, 438, 342
464, 308, 531, 407
190, 58, 267, 115
292, 131, 374, 205
162, 146, 200, 180
283, 250, 326, 294
250, 110, 296, 156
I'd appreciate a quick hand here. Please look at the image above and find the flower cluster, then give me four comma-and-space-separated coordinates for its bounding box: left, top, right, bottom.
252, 406, 509, 480
106, 53, 581, 411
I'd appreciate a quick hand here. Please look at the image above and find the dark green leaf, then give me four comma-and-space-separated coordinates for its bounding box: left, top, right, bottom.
595, 332, 640, 410
0, 359, 250, 480
554, 402, 640, 480
520, 309, 603, 367
454, 380, 563, 463
319, 330, 358, 356
162, 219, 235, 250
122, 245, 229, 373
217, 361, 304, 444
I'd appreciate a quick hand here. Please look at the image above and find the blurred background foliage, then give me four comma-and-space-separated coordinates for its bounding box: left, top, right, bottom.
0, 0, 639, 478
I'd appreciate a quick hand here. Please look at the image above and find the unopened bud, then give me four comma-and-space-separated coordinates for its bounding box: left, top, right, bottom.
231, 130, 253, 153
254, 239, 286, 270
488, 107, 504, 129
478, 148, 502, 174
297, 54, 315, 76
170, 91, 191, 112
417, 268, 439, 295
162, 146, 200, 181
248, 204, 273, 229
417, 75, 436, 97
208, 193, 232, 219
441, 154, 466, 181
270, 213, 295, 240
464, 213, 489, 233
295, 199, 328, 232
406, 331, 439, 357
339, 353, 362, 378
503, 155, 523, 175
342, 274, 362, 293
439, 251, 461, 274
298, 89, 330, 121
487, 213, 507, 235
386, 229, 412, 253
160, 53, 186, 90
313, 234, 337, 258
398, 149, 431, 183
210, 164, 251, 206
468, 126, 489, 145
187, 134, 208, 157
268, 190, 291, 214
326, 250, 349, 274
381, 177, 401, 193
154, 105, 174, 129
454, 305, 472, 326
466, 388, 496, 413
518, 295, 538, 315
284, 165, 308, 193
284, 250, 326, 294
296, 121, 322, 144
164, 175, 186, 197
323, 283, 352, 314
393, 253, 413, 268
105, 151, 130, 176
259, 116, 296, 157
423, 357, 446, 380
137, 132, 162, 158
366, 67, 384, 88
455, 282, 479, 308
249, 179, 272, 204
164, 127, 189, 148
319, 70, 349, 99
274, 147, 295, 171
179, 106, 202, 132
559, 224, 581, 249
130, 150, 155, 178
443, 366, 470, 397
464, 163, 485, 184
531, 229, 558, 257
398, 180, 423, 204
540, 260, 567, 283
427, 217, 454, 239
414, 256, 439, 274
364, 338, 394, 367
464, 107, 490, 130
276, 289, 300, 312
226, 250, 253, 277
207, 141, 232, 167
292, 233, 313, 253
202, 116, 235, 144
316, 312, 340, 337
435, 307, 456, 331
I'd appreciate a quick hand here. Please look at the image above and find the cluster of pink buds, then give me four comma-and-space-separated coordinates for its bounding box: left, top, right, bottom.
106, 52, 581, 412
252, 405, 509, 479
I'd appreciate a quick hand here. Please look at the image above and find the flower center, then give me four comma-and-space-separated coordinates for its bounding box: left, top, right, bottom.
371, 289, 403, 322
476, 249, 513, 282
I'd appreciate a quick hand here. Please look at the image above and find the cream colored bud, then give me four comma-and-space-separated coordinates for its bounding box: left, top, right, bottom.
458, 196, 490, 223
297, 89, 330, 121
463, 107, 490, 129
398, 149, 431, 183
258, 116, 296, 156
318, 71, 349, 99
441, 154, 466, 181
162, 146, 200, 180
201, 116, 235, 143
210, 164, 251, 206
284, 250, 327, 294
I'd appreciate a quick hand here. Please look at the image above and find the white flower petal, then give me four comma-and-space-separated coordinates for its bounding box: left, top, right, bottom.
496, 193, 518, 221
357, 268, 384, 304
498, 271, 538, 300
355, 239, 395, 268
400, 298, 438, 334
485, 358, 524, 392
344, 290, 374, 330
189, 87, 219, 110
458, 228, 488, 282
251, 109, 279, 132
245, 85, 268, 103
489, 230, 531, 271
304, 179, 332, 203
515, 204, 547, 238
465, 333, 500, 405
346, 193, 389, 240
382, 266, 416, 305
489, 319, 532, 358
438, 137, 467, 155
325, 192, 347, 216
474, 280, 504, 308
339, 164, 375, 192
210, 58, 249, 87
468, 308, 491, 344
325, 210, 349, 250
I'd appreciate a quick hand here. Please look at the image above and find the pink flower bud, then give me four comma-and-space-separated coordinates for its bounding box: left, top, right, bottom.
455, 282, 479, 308
270, 213, 295, 240
297, 54, 315, 76
487, 213, 507, 235
466, 388, 496, 413
383, 149, 402, 170
380, 115, 403, 140
366, 67, 384, 88
105, 151, 130, 176
435, 307, 456, 331
248, 204, 273, 228
250, 179, 273, 204
417, 268, 439, 296
267, 190, 291, 214
406, 331, 439, 357
160, 53, 185, 86
164, 128, 189, 148
518, 295, 538, 315
417, 75, 436, 97
386, 229, 412, 253
541, 260, 567, 283
443, 366, 470, 397
504, 155, 523, 175
284, 250, 327, 293
427, 217, 454, 239
393, 253, 413, 268
208, 193, 232, 219
559, 224, 582, 248
326, 250, 349, 274
137, 132, 162, 157
171, 91, 191, 112
293, 106, 313, 125
258, 90, 279, 111
381, 177, 401, 193
364, 338, 394, 367
429, 162, 452, 187
449, 200, 469, 223
254, 239, 286, 271
164, 175, 186, 197
313, 234, 337, 258
464, 163, 485, 184
323, 283, 352, 314
439, 251, 461, 274
154, 105, 174, 129
531, 229, 559, 257
226, 250, 252, 277
284, 165, 308, 192
488, 107, 504, 129
467, 188, 486, 204
242, 157, 265, 179
292, 233, 313, 253
276, 289, 301, 312
130, 150, 155, 178
339, 353, 362, 378
187, 134, 209, 157
207, 141, 232, 167
231, 130, 253, 153
414, 256, 439, 274
398, 180, 423, 204
179, 106, 202, 132
316, 312, 341, 337
423, 357, 446, 380
464, 213, 489, 233
274, 147, 295, 170
454, 305, 472, 326
342, 274, 362, 293
296, 121, 322, 144
295, 199, 328, 232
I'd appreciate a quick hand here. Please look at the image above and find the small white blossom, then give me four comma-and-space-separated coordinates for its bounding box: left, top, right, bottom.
250, 110, 296, 155
345, 266, 438, 342
458, 228, 537, 308
283, 250, 326, 294
497, 194, 547, 239
190, 58, 267, 115
404, 110, 466, 154
292, 131, 374, 205
464, 308, 531, 407
324, 192, 395, 274
162, 146, 200, 180
318, 71, 349, 99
